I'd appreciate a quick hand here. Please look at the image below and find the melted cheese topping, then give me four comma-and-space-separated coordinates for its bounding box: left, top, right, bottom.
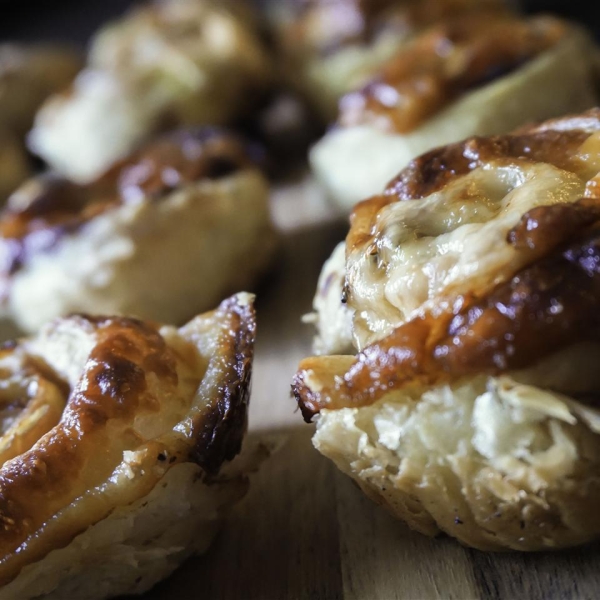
348, 156, 590, 348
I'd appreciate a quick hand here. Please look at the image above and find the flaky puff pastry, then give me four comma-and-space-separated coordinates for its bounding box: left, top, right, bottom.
295, 110, 600, 551
28, 0, 271, 183
0, 44, 82, 202
272, 0, 505, 121
0, 128, 275, 334
0, 293, 255, 599
310, 10, 599, 210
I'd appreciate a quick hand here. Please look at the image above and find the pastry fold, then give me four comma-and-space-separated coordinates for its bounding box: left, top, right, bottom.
272, 0, 503, 121
295, 110, 600, 551
28, 0, 271, 183
0, 293, 255, 599
0, 128, 275, 333
310, 10, 599, 209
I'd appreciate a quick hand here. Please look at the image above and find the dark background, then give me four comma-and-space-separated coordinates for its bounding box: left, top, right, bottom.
0, 0, 598, 46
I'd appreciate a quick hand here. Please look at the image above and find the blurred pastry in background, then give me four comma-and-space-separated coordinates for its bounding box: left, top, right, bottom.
0, 128, 275, 333
0, 44, 82, 201
310, 11, 599, 209
294, 109, 600, 551
0, 293, 256, 599
29, 0, 272, 183
0, 43, 82, 137
270, 0, 508, 122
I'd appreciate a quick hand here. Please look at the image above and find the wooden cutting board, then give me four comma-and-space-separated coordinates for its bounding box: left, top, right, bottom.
145, 176, 600, 600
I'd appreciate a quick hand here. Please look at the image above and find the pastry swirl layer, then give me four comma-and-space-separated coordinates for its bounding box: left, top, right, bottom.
28, 0, 271, 183
0, 128, 259, 278
0, 127, 274, 332
296, 200, 600, 420
0, 293, 254, 588
308, 15, 599, 209
296, 111, 600, 551
346, 110, 600, 347
339, 12, 566, 133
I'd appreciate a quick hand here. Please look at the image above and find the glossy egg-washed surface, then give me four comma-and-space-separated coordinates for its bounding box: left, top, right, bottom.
0, 128, 259, 277
0, 294, 254, 585
338, 11, 566, 133
294, 109, 600, 419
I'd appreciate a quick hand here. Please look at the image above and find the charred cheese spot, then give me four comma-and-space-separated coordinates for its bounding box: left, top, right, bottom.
346, 113, 600, 348
0, 294, 255, 586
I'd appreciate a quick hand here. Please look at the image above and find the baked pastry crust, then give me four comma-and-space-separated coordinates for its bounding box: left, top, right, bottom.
295, 110, 600, 551
0, 293, 255, 598
28, 0, 271, 183
273, 0, 503, 121
310, 13, 599, 209
0, 128, 275, 333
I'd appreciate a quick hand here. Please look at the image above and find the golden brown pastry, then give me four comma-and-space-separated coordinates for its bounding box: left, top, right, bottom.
0, 128, 275, 334
272, 0, 504, 121
0, 44, 82, 201
310, 10, 599, 209
0, 293, 255, 599
294, 110, 600, 551
28, 0, 271, 183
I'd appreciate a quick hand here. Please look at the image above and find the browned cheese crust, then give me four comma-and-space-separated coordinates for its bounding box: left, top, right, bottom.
339, 11, 567, 133
0, 128, 260, 287
274, 0, 509, 120
293, 110, 600, 551
296, 109, 600, 418
296, 201, 600, 420
0, 294, 255, 586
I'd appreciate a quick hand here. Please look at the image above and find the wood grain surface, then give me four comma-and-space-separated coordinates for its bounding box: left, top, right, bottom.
142, 176, 600, 600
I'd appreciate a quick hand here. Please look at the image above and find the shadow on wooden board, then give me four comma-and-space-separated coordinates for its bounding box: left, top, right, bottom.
250, 215, 349, 432
135, 428, 600, 600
